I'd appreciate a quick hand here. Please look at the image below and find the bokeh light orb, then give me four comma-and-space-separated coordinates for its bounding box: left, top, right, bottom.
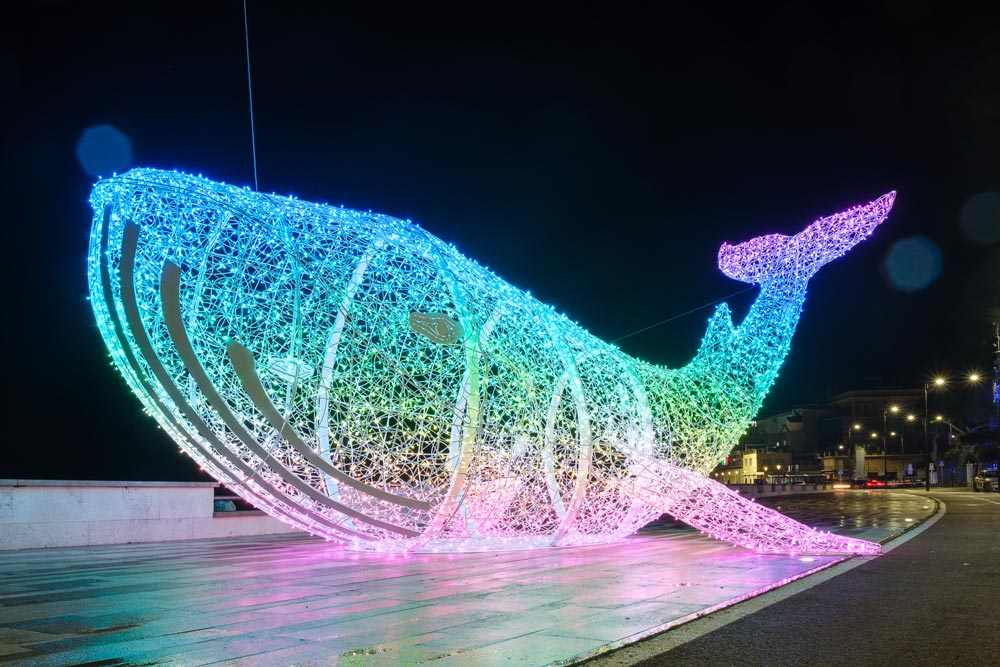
75, 124, 133, 177
959, 192, 1000, 244
882, 235, 941, 292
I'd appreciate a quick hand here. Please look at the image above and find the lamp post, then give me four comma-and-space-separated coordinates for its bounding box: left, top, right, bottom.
994, 321, 999, 432
883, 405, 899, 481
905, 413, 916, 454
924, 383, 929, 490
883, 410, 887, 479
848, 423, 861, 480
923, 374, 982, 489
848, 423, 861, 449
924, 377, 945, 491
870, 432, 878, 477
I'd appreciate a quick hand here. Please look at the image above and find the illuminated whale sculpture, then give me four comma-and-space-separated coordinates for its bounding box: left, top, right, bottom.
88, 168, 893, 555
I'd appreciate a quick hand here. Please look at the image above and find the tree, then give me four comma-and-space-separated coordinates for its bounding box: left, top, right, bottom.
943, 447, 962, 465
975, 443, 999, 465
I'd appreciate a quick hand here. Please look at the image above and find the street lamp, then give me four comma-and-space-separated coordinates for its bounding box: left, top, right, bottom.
848, 422, 862, 449
869, 432, 878, 476
923, 373, 982, 490
884, 405, 899, 480
847, 423, 862, 480
994, 322, 1000, 432
924, 377, 945, 491
906, 413, 916, 455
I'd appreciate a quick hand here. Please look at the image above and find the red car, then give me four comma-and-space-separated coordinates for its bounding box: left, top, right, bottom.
864, 478, 886, 488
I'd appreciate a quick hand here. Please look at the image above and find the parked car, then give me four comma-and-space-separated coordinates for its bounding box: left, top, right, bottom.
973, 469, 998, 492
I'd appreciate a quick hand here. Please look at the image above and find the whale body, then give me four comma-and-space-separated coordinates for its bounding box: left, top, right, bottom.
87, 168, 892, 554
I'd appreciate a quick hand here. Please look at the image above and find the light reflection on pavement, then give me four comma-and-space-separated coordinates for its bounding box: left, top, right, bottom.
753, 489, 937, 543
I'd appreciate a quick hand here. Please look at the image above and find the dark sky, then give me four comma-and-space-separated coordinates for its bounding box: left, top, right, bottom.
3, 3, 999, 481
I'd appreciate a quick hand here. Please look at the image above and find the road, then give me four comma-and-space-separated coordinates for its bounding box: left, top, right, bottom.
580, 488, 1000, 667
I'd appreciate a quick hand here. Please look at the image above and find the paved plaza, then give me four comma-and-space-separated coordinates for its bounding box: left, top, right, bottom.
0, 491, 938, 666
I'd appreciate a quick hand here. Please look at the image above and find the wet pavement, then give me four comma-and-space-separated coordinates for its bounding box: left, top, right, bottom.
752, 489, 937, 542
0, 490, 941, 666
584, 487, 1000, 667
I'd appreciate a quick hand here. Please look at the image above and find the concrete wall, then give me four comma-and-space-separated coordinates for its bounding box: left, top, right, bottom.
0, 480, 299, 551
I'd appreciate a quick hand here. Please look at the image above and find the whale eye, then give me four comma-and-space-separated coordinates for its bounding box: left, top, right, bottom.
408, 312, 461, 344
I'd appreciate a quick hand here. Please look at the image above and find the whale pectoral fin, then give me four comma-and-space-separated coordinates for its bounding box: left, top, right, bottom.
615, 450, 880, 555
719, 191, 896, 284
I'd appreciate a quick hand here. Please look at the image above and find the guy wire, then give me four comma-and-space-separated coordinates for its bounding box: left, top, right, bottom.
243, 0, 259, 191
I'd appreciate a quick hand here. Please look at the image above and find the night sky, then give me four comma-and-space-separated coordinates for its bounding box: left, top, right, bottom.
3, 3, 999, 481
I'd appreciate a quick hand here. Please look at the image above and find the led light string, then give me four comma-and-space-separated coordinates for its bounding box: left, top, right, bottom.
88, 168, 893, 554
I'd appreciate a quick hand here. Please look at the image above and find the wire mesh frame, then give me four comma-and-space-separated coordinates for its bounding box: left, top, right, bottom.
88, 168, 892, 555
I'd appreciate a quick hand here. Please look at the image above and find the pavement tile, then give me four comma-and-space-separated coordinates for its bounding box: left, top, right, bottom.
415, 632, 600, 667
541, 599, 709, 643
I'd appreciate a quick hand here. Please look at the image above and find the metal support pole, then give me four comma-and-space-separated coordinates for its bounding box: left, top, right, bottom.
994, 323, 999, 451
883, 410, 888, 480
848, 426, 853, 479
924, 383, 930, 492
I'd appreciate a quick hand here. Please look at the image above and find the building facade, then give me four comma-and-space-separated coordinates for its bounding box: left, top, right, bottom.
719, 387, 960, 482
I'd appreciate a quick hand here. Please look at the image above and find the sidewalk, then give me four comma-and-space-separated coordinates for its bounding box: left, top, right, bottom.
0, 491, 944, 666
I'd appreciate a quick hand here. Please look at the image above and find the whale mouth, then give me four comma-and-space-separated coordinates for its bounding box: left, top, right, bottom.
719, 191, 896, 284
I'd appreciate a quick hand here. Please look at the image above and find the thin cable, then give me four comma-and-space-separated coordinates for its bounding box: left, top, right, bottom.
243, 0, 258, 191
609, 286, 756, 344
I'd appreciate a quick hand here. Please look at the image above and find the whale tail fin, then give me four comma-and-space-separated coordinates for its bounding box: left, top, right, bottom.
719, 191, 896, 284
